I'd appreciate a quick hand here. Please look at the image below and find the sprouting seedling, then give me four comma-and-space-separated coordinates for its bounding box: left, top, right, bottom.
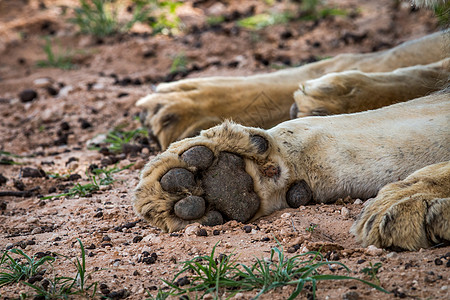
305, 223, 318, 233
361, 262, 382, 285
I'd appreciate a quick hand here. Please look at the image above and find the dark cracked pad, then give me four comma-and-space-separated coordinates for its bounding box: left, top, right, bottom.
201, 152, 260, 223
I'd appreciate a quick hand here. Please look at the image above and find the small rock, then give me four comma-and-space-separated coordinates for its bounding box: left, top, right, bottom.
66, 161, 79, 171
14, 179, 25, 191
185, 224, 200, 236
434, 258, 443, 266
281, 212, 291, 218
175, 276, 190, 287
19, 89, 38, 102
365, 245, 383, 256
354, 199, 363, 205
31, 227, 43, 234
243, 225, 252, 233
300, 246, 310, 253
196, 228, 208, 236
94, 211, 103, 218
133, 236, 143, 243
86, 244, 96, 250
21, 167, 46, 178
387, 252, 398, 259
58, 85, 73, 97
0, 173, 8, 185
343, 291, 359, 300
213, 229, 220, 235
80, 119, 92, 129
142, 256, 156, 264
287, 246, 297, 253
33, 78, 53, 88
341, 207, 350, 218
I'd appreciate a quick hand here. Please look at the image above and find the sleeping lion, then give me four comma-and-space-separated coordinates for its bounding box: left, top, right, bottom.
133, 1, 449, 251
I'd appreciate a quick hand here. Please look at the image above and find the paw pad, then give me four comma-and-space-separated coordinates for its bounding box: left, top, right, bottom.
202, 152, 260, 222
286, 180, 312, 208
160, 168, 195, 193
174, 196, 206, 220
181, 146, 214, 170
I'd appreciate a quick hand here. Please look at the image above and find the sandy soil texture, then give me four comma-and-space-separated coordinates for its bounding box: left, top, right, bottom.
0, 0, 448, 299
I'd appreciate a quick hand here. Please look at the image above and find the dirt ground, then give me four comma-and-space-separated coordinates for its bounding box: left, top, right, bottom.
0, 0, 449, 299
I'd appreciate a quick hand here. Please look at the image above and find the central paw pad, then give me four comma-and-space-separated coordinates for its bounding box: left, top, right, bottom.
161, 146, 261, 226
202, 152, 260, 223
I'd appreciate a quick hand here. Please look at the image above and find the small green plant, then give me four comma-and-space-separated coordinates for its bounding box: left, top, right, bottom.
0, 249, 55, 287
46, 172, 71, 180
0, 151, 25, 165
148, 242, 388, 299
149, 1, 183, 35
91, 163, 133, 186
170, 53, 188, 74
36, 38, 76, 70
361, 262, 382, 285
23, 239, 98, 299
206, 15, 225, 26
299, 0, 347, 21
104, 127, 148, 153
433, 1, 450, 27
305, 223, 318, 233
42, 164, 131, 200
71, 0, 181, 37
237, 12, 291, 30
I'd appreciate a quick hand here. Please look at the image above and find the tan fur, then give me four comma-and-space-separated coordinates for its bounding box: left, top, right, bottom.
351, 162, 450, 251
134, 18, 449, 249
137, 31, 449, 149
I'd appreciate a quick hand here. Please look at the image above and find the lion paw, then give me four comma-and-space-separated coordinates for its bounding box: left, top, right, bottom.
133, 121, 295, 232
351, 162, 450, 251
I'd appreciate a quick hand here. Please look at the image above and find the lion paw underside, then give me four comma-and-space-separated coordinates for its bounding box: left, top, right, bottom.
351, 162, 450, 251
133, 122, 313, 232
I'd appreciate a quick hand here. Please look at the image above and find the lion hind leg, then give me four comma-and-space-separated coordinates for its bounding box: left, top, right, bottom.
292, 58, 450, 118
351, 161, 450, 251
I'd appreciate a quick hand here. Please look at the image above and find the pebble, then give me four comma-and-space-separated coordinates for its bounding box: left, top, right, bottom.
185, 224, 200, 236
21, 167, 46, 178
341, 207, 350, 218
434, 258, 443, 265
133, 236, 143, 243
33, 78, 53, 88
243, 225, 252, 233
31, 227, 43, 234
66, 161, 79, 171
342, 291, 359, 300
300, 246, 310, 253
386, 252, 398, 259
196, 228, 208, 236
27, 217, 39, 223
281, 212, 291, 218
58, 85, 73, 97
0, 174, 7, 185
354, 199, 363, 205
19, 89, 38, 102
365, 245, 383, 256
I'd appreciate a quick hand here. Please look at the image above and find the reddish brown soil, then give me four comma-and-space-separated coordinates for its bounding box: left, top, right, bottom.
0, 1, 448, 299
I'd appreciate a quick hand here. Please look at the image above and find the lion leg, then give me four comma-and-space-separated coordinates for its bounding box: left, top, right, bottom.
351, 162, 450, 251
137, 31, 449, 149
133, 122, 296, 232
135, 92, 449, 233
292, 58, 450, 117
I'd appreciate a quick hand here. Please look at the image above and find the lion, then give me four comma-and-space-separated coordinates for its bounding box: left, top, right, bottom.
133, 1, 449, 251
